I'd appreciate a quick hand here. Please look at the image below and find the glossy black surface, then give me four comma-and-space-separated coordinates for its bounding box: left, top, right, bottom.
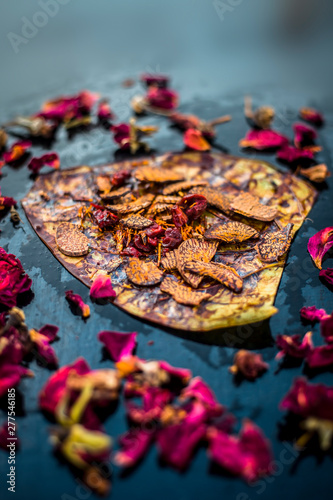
1, 2, 333, 500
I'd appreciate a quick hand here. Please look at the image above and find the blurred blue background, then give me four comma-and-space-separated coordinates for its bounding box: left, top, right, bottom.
1, 0, 333, 108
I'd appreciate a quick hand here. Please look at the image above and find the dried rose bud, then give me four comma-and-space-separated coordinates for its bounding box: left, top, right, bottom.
229, 350, 268, 380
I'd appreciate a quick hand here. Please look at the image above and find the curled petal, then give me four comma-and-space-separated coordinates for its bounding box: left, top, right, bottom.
207, 419, 273, 482
229, 350, 268, 380
300, 164, 330, 183
157, 420, 206, 470
299, 107, 324, 126
239, 129, 289, 150
158, 360, 192, 384
280, 377, 333, 421
29, 328, 58, 366
98, 330, 137, 361
0, 247, 32, 308
113, 428, 154, 468
126, 386, 172, 424
65, 290, 90, 319
306, 344, 333, 369
179, 377, 224, 418
319, 268, 333, 287
307, 226, 333, 269
184, 129, 211, 151
0, 362, 34, 398
275, 332, 313, 360
300, 306, 328, 323
320, 314, 333, 344
277, 146, 314, 164
293, 123, 317, 147
90, 275, 116, 300
3, 141, 31, 164
111, 124, 130, 149
37, 91, 99, 122
28, 153, 60, 174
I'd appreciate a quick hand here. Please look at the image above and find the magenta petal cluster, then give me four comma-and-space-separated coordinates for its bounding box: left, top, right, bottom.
300, 306, 328, 323
98, 330, 137, 361
0, 247, 32, 308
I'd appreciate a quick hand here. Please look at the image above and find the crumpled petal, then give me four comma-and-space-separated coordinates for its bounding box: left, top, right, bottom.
97, 100, 114, 121
300, 305, 328, 323
239, 129, 289, 150
65, 290, 90, 319
207, 419, 273, 482
299, 164, 330, 183
90, 275, 116, 300
111, 124, 130, 149
293, 123, 317, 148
126, 386, 172, 424
0, 362, 34, 398
157, 419, 206, 470
39, 357, 91, 416
183, 129, 211, 151
320, 314, 333, 344
277, 146, 314, 164
306, 344, 333, 369
229, 350, 268, 380
179, 377, 224, 418
141, 74, 169, 88
319, 268, 333, 286
28, 153, 60, 174
158, 360, 192, 384
37, 91, 99, 122
29, 326, 58, 366
0, 188, 17, 210
3, 141, 31, 164
280, 377, 333, 421
275, 332, 313, 360
98, 330, 137, 361
146, 87, 178, 111
0, 247, 32, 308
307, 226, 333, 269
299, 107, 324, 126
113, 428, 154, 468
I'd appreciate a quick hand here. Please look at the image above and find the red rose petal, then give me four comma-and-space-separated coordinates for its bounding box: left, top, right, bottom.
239, 129, 289, 150
98, 330, 137, 362
308, 226, 333, 269
65, 290, 90, 319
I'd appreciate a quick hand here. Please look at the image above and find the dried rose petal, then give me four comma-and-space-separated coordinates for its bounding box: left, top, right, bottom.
183, 129, 211, 151
300, 306, 328, 323
0, 247, 32, 308
300, 164, 330, 183
113, 428, 154, 468
320, 314, 333, 344
239, 130, 289, 150
299, 107, 324, 126
171, 205, 188, 227
319, 268, 333, 286
0, 362, 33, 398
126, 386, 172, 424
306, 344, 333, 369
229, 350, 268, 380
145, 223, 165, 238
277, 146, 314, 164
275, 332, 313, 360
141, 74, 169, 88
28, 153, 60, 174
29, 327, 58, 366
37, 90, 99, 122
97, 100, 114, 121
308, 227, 333, 269
179, 377, 224, 418
90, 275, 116, 300
0, 188, 16, 210
3, 141, 32, 164
158, 361, 192, 384
98, 330, 137, 361
207, 419, 273, 482
280, 377, 333, 421
65, 290, 90, 319
293, 123, 317, 147
146, 87, 178, 111
156, 419, 206, 470
111, 124, 130, 149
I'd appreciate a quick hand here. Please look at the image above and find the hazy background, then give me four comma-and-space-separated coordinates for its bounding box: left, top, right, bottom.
1, 0, 333, 109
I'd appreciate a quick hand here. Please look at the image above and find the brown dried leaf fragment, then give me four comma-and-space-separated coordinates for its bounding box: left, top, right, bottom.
135, 166, 184, 183
109, 194, 155, 214
191, 186, 231, 215
147, 203, 172, 215
161, 250, 178, 271
162, 180, 209, 195
154, 195, 181, 204
176, 238, 218, 288
121, 215, 153, 230
185, 260, 243, 293
204, 221, 259, 243
95, 175, 112, 193
230, 192, 277, 221
256, 223, 293, 263
299, 164, 330, 184
160, 276, 212, 306
229, 350, 269, 380
100, 186, 131, 201
56, 223, 90, 257
125, 258, 164, 286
